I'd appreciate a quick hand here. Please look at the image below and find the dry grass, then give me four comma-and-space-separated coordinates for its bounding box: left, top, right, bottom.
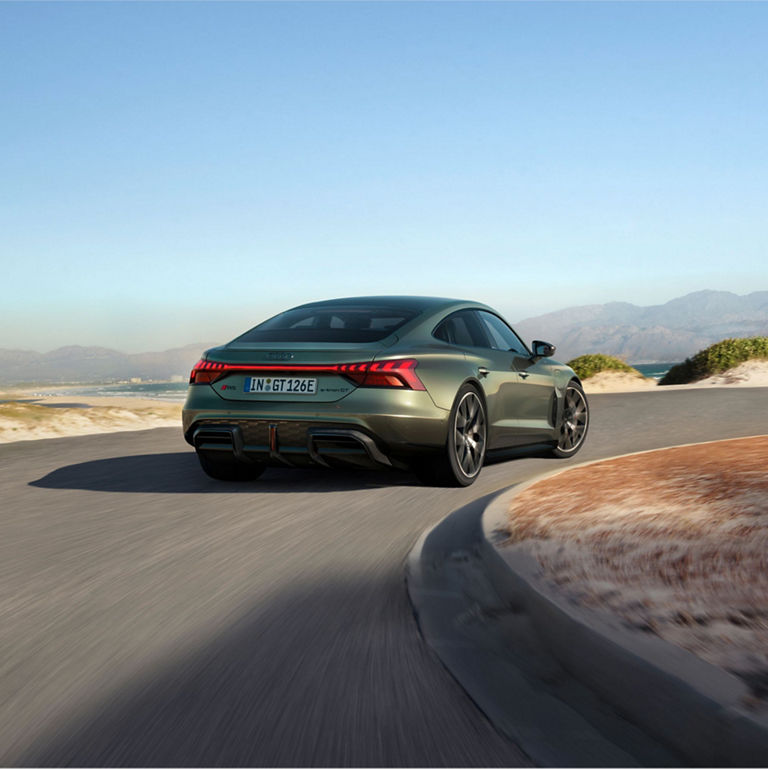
503, 436, 768, 698
0, 399, 181, 442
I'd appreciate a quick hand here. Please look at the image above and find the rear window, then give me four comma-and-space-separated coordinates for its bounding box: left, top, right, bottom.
233, 306, 420, 343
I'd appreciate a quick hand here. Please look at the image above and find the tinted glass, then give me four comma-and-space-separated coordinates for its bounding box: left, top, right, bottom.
234, 306, 419, 343
433, 310, 490, 348
477, 311, 529, 355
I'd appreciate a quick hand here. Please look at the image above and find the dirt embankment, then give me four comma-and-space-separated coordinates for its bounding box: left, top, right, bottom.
503, 436, 768, 700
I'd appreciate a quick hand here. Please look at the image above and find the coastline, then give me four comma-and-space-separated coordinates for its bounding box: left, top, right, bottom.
0, 390, 181, 443
1, 380, 188, 401
582, 359, 768, 394
2, 359, 767, 443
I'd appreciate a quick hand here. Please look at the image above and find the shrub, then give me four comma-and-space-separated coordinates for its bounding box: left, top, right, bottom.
566, 354, 641, 380
660, 337, 768, 385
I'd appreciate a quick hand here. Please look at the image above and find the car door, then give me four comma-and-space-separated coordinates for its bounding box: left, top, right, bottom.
476, 311, 557, 444
433, 310, 519, 449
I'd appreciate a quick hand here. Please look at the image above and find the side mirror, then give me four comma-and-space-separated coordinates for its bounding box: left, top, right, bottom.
531, 340, 556, 359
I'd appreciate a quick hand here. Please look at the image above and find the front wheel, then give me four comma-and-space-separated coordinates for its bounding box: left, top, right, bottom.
197, 451, 266, 481
551, 381, 589, 458
415, 384, 487, 487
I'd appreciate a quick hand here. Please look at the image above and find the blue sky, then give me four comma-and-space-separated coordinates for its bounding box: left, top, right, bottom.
2, 2, 767, 352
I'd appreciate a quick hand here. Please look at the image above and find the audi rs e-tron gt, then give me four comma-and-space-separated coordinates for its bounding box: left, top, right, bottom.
183, 296, 589, 486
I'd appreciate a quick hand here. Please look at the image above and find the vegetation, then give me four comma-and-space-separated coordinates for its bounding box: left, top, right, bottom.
660, 337, 768, 385
566, 354, 643, 380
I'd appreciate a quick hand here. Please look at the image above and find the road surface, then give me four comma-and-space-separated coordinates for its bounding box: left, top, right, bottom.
1, 388, 765, 766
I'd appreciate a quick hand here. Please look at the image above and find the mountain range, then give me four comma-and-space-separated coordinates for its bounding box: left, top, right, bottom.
1, 291, 767, 384
513, 290, 768, 363
0, 343, 216, 385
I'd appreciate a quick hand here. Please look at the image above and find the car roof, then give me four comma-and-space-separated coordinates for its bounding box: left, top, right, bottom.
292, 296, 491, 313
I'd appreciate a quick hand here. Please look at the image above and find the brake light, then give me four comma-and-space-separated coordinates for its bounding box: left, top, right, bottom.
188, 358, 426, 390
339, 359, 426, 390
335, 362, 369, 386
189, 359, 226, 384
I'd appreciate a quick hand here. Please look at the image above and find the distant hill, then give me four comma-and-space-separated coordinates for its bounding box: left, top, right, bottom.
0, 343, 217, 385
513, 290, 768, 363
3, 290, 768, 382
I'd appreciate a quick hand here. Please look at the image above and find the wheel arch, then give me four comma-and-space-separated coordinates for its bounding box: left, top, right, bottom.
551, 373, 585, 434
460, 375, 486, 401
433, 376, 487, 441
551, 376, 590, 458
457, 376, 489, 424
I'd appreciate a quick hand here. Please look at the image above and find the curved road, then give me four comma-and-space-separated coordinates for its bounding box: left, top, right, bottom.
1, 388, 766, 766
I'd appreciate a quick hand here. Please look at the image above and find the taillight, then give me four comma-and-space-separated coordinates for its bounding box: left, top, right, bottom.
188, 358, 426, 390
189, 359, 226, 384
340, 359, 426, 390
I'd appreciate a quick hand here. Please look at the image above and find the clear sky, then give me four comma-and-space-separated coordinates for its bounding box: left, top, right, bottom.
2, 1, 767, 352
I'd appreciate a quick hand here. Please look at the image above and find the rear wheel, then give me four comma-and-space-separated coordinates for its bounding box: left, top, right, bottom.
552, 381, 589, 458
415, 384, 487, 487
197, 451, 266, 481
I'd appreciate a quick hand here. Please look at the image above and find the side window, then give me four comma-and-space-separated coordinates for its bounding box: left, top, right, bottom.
433, 322, 449, 343
477, 311, 529, 355
433, 310, 491, 348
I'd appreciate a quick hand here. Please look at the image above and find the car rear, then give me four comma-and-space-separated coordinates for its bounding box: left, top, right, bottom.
182, 300, 452, 474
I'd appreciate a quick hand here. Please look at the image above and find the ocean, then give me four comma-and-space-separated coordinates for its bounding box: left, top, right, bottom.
29, 382, 190, 401
25, 361, 679, 400
630, 363, 678, 381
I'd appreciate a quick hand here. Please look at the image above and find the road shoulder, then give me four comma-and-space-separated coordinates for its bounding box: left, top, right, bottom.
407, 494, 679, 767
408, 437, 768, 766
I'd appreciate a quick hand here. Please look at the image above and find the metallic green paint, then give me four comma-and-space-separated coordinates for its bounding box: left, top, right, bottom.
182, 296, 586, 478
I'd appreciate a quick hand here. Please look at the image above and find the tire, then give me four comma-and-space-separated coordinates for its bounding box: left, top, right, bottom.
197, 451, 266, 481
415, 384, 487, 487
551, 380, 589, 458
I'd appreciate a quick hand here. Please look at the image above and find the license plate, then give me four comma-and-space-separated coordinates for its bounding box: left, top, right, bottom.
244, 377, 317, 395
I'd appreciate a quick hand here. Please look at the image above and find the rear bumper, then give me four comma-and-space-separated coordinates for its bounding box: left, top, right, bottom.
182, 385, 449, 468
191, 421, 398, 469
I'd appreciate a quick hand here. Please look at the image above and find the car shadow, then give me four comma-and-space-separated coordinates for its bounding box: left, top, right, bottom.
10, 575, 526, 768
29, 452, 420, 494
484, 443, 561, 465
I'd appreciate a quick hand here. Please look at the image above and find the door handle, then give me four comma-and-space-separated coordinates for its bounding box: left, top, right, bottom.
478, 367, 489, 377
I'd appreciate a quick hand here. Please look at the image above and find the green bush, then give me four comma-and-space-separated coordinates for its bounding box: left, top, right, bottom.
660, 337, 768, 385
566, 354, 642, 380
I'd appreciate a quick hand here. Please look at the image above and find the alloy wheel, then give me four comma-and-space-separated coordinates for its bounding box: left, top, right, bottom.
453, 391, 486, 477
558, 385, 588, 453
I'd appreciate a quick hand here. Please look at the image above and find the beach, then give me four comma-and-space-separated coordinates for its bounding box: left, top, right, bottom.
1, 360, 767, 443
0, 388, 181, 443
581, 359, 768, 394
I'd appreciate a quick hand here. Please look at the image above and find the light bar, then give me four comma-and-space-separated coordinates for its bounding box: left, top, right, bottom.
189, 358, 426, 390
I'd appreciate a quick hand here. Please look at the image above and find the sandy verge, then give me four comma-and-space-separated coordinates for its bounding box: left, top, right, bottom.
580, 358, 768, 393
0, 394, 181, 443
581, 371, 657, 393
502, 436, 768, 700
2, 359, 767, 439
695, 359, 768, 387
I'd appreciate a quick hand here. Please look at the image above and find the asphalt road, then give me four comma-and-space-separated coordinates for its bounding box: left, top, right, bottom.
1, 388, 766, 766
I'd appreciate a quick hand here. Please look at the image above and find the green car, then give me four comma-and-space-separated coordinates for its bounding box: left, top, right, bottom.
183, 296, 589, 486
